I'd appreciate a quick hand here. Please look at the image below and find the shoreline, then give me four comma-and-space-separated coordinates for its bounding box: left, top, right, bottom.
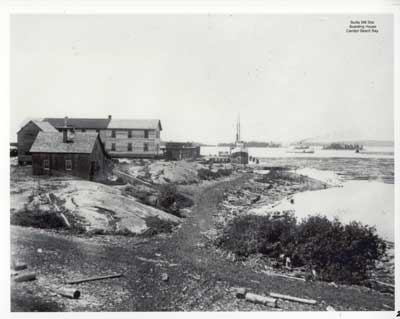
10, 160, 394, 311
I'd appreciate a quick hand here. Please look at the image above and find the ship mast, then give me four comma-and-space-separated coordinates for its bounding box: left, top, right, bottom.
236, 114, 241, 143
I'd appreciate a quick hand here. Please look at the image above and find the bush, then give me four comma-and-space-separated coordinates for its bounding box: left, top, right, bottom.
198, 168, 232, 180
11, 209, 67, 229
143, 216, 177, 236
217, 213, 386, 284
217, 213, 297, 258
293, 216, 386, 283
158, 184, 178, 210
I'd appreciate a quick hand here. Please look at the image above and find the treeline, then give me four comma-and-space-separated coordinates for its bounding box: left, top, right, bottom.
323, 143, 363, 150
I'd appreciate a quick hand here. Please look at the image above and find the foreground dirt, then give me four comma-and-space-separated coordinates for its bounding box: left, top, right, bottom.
11, 174, 394, 312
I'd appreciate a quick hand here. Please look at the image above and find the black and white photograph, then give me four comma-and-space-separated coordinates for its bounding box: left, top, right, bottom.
5, 5, 397, 315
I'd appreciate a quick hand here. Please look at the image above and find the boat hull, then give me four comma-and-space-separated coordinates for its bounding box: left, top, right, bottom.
231, 151, 249, 164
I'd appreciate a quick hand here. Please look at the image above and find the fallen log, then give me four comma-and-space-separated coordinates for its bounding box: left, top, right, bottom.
269, 292, 317, 305
245, 293, 277, 308
231, 287, 247, 299
52, 287, 81, 299
14, 272, 36, 282
13, 262, 28, 271
66, 273, 122, 284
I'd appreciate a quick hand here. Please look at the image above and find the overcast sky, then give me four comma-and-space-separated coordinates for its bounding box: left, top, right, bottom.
10, 14, 393, 144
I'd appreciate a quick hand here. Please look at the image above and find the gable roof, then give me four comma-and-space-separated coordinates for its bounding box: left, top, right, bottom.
44, 118, 111, 129
17, 120, 58, 134
30, 132, 101, 154
32, 121, 58, 132
108, 119, 162, 130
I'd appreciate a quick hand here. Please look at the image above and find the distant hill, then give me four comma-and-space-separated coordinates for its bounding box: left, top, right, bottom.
218, 141, 281, 148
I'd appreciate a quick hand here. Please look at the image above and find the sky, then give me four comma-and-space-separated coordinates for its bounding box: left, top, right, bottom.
10, 14, 393, 144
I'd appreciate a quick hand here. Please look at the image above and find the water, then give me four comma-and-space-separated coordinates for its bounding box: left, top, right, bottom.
202, 145, 394, 241
253, 180, 394, 242
201, 146, 394, 159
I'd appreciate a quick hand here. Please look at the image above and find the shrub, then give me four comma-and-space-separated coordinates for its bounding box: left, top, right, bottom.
198, 168, 232, 180
217, 213, 386, 284
158, 184, 178, 209
11, 209, 67, 229
217, 213, 297, 258
293, 216, 386, 283
143, 216, 177, 236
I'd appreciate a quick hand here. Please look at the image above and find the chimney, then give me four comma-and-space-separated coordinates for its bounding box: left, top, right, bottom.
63, 129, 68, 143
108, 115, 112, 120
63, 116, 68, 143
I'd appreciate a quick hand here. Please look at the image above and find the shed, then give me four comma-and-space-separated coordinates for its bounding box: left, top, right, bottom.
17, 120, 58, 165
30, 131, 108, 180
164, 142, 201, 161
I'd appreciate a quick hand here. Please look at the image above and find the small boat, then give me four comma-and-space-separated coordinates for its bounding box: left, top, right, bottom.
230, 115, 249, 164
287, 149, 315, 154
287, 144, 315, 154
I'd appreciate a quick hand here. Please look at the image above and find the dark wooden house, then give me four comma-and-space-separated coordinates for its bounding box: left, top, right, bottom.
164, 142, 201, 161
30, 130, 108, 180
17, 120, 58, 165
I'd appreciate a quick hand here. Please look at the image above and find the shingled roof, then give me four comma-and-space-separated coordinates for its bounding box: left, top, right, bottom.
32, 121, 58, 132
108, 119, 162, 130
30, 132, 100, 154
17, 120, 58, 133
43, 117, 162, 131
44, 118, 111, 129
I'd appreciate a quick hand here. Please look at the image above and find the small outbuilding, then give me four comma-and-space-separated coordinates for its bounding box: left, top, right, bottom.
163, 142, 201, 161
30, 130, 109, 180
17, 120, 58, 165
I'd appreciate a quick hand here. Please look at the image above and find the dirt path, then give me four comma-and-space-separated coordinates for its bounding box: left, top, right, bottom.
11, 174, 394, 311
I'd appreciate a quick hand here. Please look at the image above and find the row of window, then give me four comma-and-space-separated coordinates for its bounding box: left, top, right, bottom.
110, 143, 149, 152
73, 129, 160, 139
43, 159, 72, 170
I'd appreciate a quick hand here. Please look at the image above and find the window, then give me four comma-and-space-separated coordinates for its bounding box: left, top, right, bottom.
128, 130, 132, 138
65, 159, 72, 171
81, 129, 86, 133
43, 159, 49, 170
144, 143, 148, 152
111, 130, 116, 138
127, 143, 132, 151
156, 130, 160, 138
111, 143, 116, 151
96, 129, 100, 133
144, 130, 149, 138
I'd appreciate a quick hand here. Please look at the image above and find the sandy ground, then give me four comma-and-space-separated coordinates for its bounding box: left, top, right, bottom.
10, 168, 394, 311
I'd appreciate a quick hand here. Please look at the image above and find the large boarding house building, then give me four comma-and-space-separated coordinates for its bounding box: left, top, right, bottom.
44, 116, 162, 158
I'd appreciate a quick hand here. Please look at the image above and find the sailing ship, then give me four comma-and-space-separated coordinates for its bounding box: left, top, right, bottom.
230, 115, 249, 164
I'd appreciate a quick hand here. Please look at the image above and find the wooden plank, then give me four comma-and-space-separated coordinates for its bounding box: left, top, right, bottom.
66, 273, 122, 284
245, 293, 277, 307
14, 272, 36, 282
52, 287, 81, 299
269, 292, 317, 305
